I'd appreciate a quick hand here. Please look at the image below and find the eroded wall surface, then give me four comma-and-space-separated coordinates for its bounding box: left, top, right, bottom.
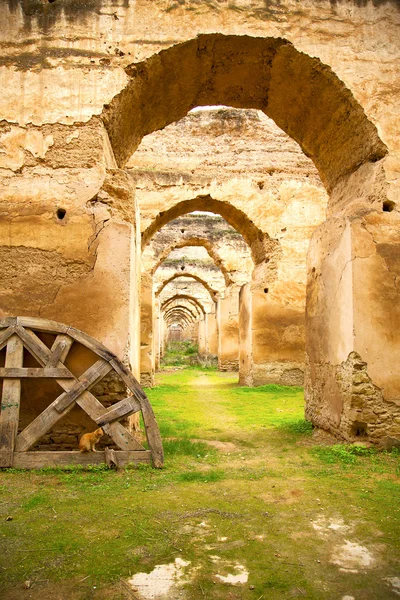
0, 0, 399, 444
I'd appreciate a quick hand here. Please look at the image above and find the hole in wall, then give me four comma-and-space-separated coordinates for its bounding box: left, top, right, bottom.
351, 421, 367, 437
56, 208, 66, 220
181, 266, 185, 271
264, 288, 269, 294
265, 258, 270, 264
48, 0, 57, 3
180, 229, 185, 233
383, 200, 395, 212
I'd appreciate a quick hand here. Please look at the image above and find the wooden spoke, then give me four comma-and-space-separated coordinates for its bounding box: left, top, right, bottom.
95, 396, 141, 427
53, 360, 112, 413
0, 326, 17, 352
0, 368, 74, 378
0, 336, 24, 467
111, 359, 164, 468
47, 335, 74, 367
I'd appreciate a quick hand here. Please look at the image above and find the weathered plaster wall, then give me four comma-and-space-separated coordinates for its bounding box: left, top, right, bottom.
0, 0, 399, 444
133, 110, 328, 383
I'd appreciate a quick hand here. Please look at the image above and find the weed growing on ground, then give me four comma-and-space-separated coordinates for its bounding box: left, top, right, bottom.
0, 368, 399, 600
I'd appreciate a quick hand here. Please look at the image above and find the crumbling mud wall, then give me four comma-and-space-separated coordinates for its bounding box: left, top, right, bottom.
0, 1, 399, 444
132, 110, 328, 383
0, 120, 141, 447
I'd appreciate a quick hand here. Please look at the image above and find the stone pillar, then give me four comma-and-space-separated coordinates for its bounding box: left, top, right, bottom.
218, 286, 239, 371
207, 311, 218, 356
154, 299, 161, 371
239, 283, 253, 385
305, 209, 400, 447
198, 316, 207, 356
140, 272, 154, 387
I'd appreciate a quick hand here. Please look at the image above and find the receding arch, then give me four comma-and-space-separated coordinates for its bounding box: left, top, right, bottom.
165, 314, 192, 327
161, 294, 206, 316
162, 297, 203, 319
142, 196, 272, 265
163, 305, 197, 323
156, 273, 218, 300
152, 238, 233, 286
164, 309, 194, 327
102, 34, 386, 192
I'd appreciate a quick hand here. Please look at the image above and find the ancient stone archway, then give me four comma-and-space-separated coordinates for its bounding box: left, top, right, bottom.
152, 239, 234, 287
103, 34, 398, 444
142, 195, 274, 266
102, 34, 386, 191
156, 273, 219, 301
161, 295, 206, 317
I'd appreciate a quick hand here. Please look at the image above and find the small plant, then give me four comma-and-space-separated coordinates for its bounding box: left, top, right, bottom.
163, 438, 214, 458
178, 469, 225, 483
279, 419, 313, 435
311, 444, 375, 465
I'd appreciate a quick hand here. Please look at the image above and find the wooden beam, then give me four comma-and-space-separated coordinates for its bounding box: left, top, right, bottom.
0, 368, 74, 378
53, 359, 112, 413
16, 317, 69, 334
111, 359, 164, 468
11, 450, 151, 469
0, 326, 17, 352
47, 335, 74, 367
0, 336, 24, 467
105, 447, 119, 468
0, 317, 17, 329
95, 396, 141, 427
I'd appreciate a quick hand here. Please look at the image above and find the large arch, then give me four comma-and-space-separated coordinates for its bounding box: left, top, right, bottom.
163, 305, 197, 323
156, 273, 218, 301
102, 34, 386, 192
142, 196, 273, 265
161, 294, 206, 316
113, 34, 398, 443
152, 238, 235, 287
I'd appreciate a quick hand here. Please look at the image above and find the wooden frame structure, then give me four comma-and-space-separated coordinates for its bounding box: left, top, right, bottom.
0, 317, 164, 469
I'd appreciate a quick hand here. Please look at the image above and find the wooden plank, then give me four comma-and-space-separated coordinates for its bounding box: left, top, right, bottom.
95, 396, 141, 426
105, 447, 119, 468
53, 359, 112, 412
47, 335, 74, 367
66, 327, 116, 362
0, 317, 17, 329
11, 450, 151, 469
110, 358, 164, 468
16, 317, 69, 334
0, 326, 17, 352
0, 336, 24, 467
14, 325, 56, 367
0, 367, 74, 378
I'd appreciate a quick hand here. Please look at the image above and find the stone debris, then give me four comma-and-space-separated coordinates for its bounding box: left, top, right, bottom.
331, 541, 375, 572
128, 558, 191, 599
215, 562, 249, 585
384, 577, 400, 596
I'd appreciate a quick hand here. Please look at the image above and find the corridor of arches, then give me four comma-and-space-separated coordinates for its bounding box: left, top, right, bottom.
2, 30, 398, 447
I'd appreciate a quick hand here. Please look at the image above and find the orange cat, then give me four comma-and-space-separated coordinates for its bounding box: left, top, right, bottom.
79, 428, 104, 453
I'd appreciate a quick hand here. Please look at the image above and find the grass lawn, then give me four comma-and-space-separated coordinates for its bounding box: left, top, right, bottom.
0, 368, 399, 599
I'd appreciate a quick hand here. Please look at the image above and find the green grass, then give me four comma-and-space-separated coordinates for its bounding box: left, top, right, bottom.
0, 368, 399, 600
160, 341, 218, 369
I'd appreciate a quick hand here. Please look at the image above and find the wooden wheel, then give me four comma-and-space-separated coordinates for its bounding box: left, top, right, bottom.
0, 317, 163, 469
